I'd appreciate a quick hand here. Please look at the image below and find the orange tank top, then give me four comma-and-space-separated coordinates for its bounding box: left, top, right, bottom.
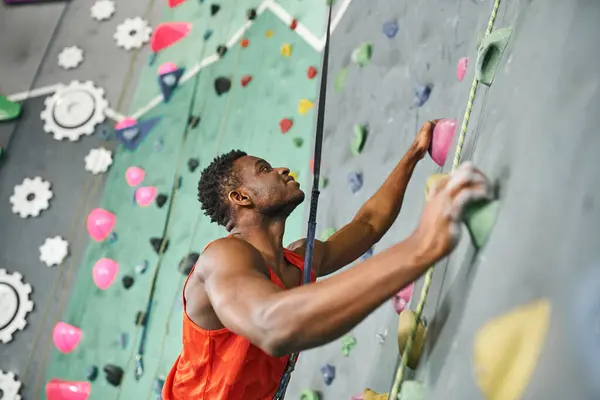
162, 243, 316, 400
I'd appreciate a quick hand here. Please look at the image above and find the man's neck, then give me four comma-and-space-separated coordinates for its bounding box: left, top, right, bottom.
231, 217, 287, 267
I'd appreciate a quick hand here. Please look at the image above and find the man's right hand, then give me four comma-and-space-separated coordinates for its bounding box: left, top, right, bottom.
412, 162, 492, 264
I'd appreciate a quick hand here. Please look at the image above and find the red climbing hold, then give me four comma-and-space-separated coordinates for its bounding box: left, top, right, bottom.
150, 22, 192, 53
457, 57, 469, 82
307, 66, 317, 79
167, 0, 187, 8
279, 118, 293, 134
310, 158, 314, 172
290, 18, 298, 30
241, 75, 252, 87
240, 38, 249, 48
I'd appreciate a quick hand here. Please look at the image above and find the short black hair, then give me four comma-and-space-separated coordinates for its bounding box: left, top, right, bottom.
197, 150, 247, 227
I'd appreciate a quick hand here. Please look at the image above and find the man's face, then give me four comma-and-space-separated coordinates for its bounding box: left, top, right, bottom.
233, 155, 305, 217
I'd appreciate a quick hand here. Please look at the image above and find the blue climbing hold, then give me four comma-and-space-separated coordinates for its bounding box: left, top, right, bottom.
413, 84, 432, 107
203, 29, 213, 41
153, 377, 166, 395
108, 232, 118, 244
382, 20, 398, 38
361, 247, 374, 260
148, 52, 158, 66
348, 171, 363, 194
320, 364, 335, 386
135, 260, 149, 274
117, 332, 129, 349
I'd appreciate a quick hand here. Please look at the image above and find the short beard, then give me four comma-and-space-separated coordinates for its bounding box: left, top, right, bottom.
258, 191, 305, 219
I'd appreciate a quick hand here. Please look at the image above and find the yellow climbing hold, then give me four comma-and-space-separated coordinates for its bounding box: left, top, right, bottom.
266, 29, 274, 38
298, 99, 313, 115
397, 309, 427, 369
363, 388, 389, 400
281, 43, 292, 57
425, 173, 448, 200
474, 299, 551, 400
289, 171, 298, 181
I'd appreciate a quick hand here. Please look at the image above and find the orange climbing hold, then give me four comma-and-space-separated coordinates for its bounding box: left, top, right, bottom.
309, 159, 314, 172
290, 18, 298, 30
240, 38, 249, 48
241, 75, 252, 87
280, 118, 293, 133
307, 66, 317, 79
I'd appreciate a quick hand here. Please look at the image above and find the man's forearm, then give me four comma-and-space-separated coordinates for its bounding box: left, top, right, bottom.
258, 234, 430, 356
355, 146, 420, 237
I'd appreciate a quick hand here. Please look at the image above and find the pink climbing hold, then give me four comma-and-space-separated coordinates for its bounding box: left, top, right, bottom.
158, 61, 178, 75
92, 258, 119, 290
428, 118, 457, 167
350, 394, 364, 400
125, 166, 146, 187
135, 186, 157, 207
392, 282, 414, 314
115, 117, 137, 130
46, 379, 91, 400
86, 208, 116, 242
150, 22, 192, 53
167, 0, 187, 8
52, 322, 82, 354
457, 57, 469, 82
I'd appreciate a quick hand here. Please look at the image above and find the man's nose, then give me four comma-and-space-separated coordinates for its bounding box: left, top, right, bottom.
275, 167, 290, 175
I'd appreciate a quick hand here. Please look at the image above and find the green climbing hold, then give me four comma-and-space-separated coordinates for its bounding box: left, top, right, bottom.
351, 42, 373, 67
320, 227, 336, 241
400, 381, 426, 400
351, 124, 368, 155
341, 335, 357, 356
0, 95, 22, 122
476, 27, 512, 86
326, 0, 336, 5
292, 137, 304, 148
320, 177, 329, 189
300, 389, 320, 400
334, 68, 348, 92
464, 200, 499, 249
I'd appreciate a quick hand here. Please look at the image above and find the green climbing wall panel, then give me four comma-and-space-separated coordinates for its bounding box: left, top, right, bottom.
45, 2, 324, 399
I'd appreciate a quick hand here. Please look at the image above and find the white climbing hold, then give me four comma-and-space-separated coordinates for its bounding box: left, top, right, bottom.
91, 0, 116, 21
0, 370, 23, 399
41, 81, 109, 142
9, 177, 53, 218
85, 147, 113, 174
39, 236, 69, 267
0, 269, 34, 345
58, 46, 84, 70
114, 17, 152, 50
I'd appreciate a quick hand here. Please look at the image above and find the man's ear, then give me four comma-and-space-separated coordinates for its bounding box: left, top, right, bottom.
228, 189, 252, 207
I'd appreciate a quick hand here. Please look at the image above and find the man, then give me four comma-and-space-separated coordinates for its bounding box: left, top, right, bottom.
162, 121, 491, 399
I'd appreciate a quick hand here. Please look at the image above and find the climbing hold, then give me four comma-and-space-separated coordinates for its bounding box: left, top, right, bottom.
320, 364, 335, 385
203, 29, 213, 41
320, 227, 336, 241
425, 173, 448, 200
103, 364, 124, 387
176, 176, 183, 189
52, 322, 82, 354
334, 68, 348, 92
156, 193, 168, 208
392, 282, 414, 314
135, 311, 147, 326
361, 247, 374, 260
348, 171, 363, 194
150, 237, 170, 254
108, 232, 118, 244
376, 329, 388, 344
9, 176, 53, 218
351, 42, 373, 67
86, 365, 99, 381
474, 299, 550, 400
39, 236, 69, 267
158, 62, 185, 103
92, 258, 119, 290
125, 166, 146, 187
298, 99, 313, 115
341, 334, 357, 356
153, 377, 166, 395
290, 18, 298, 30
351, 124, 368, 155
188, 115, 201, 128
309, 159, 314, 173
168, 0, 187, 7
210, 3, 220, 16
58, 46, 84, 70
46, 379, 91, 400
135, 260, 149, 275
178, 253, 200, 275
464, 200, 500, 249
382, 20, 398, 38
187, 158, 200, 172
135, 186, 157, 207
397, 309, 427, 369
305, 66, 318, 81
292, 137, 303, 147
86, 208, 116, 242
122, 275, 134, 289
115, 116, 162, 151
154, 138, 164, 151
216, 44, 227, 57
457, 57, 469, 82
91, 0, 116, 21
114, 18, 152, 51
279, 118, 293, 134
476, 27, 512, 86
265, 29, 274, 38
429, 118, 457, 167
241, 75, 252, 87
240, 38, 249, 48
0, 96, 21, 122
85, 147, 113, 175
321, 177, 329, 188
280, 43, 292, 57
214, 77, 232, 96
361, 389, 387, 400
413, 84, 432, 107
289, 171, 298, 182
400, 381, 426, 400
299, 389, 320, 400
246, 8, 257, 20
117, 332, 128, 349
150, 22, 192, 54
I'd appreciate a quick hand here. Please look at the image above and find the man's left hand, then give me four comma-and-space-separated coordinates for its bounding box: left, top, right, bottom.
411, 120, 439, 160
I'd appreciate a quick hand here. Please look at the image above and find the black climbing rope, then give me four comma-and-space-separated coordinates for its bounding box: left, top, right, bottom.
273, 5, 333, 400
